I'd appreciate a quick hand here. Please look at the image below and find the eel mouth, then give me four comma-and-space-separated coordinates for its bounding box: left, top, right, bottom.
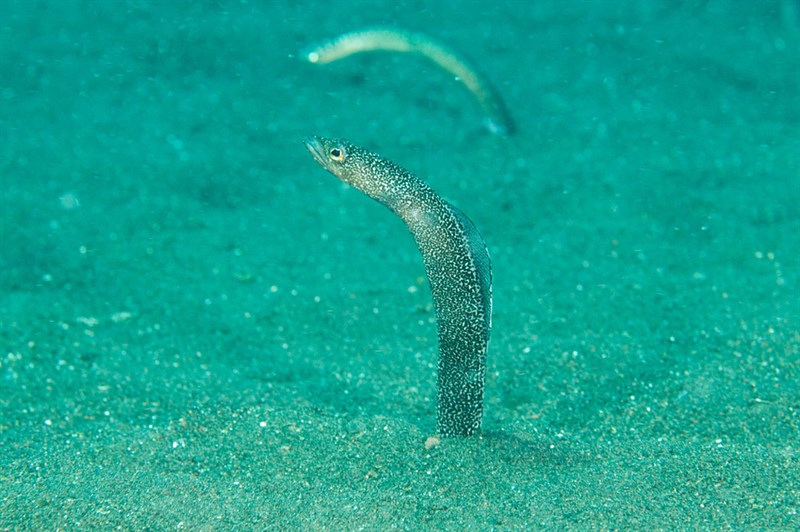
304, 136, 328, 168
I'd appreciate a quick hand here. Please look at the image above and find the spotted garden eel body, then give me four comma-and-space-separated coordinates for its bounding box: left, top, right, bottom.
304, 28, 515, 136
304, 136, 492, 436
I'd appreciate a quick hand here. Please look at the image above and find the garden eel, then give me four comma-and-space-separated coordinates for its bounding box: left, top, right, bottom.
304, 28, 515, 136
304, 136, 492, 436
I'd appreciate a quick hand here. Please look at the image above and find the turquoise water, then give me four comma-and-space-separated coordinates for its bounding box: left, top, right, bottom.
1, 0, 798, 528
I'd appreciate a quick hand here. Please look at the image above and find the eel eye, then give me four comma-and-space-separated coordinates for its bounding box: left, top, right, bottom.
329, 146, 346, 162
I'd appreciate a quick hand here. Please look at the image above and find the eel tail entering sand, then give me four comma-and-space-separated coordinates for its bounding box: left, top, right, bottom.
303, 27, 515, 136
304, 136, 492, 437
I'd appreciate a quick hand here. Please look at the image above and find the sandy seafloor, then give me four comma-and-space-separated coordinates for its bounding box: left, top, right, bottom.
1, 0, 799, 529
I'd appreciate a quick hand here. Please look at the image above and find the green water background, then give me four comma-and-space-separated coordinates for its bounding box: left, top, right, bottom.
1, 0, 798, 528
